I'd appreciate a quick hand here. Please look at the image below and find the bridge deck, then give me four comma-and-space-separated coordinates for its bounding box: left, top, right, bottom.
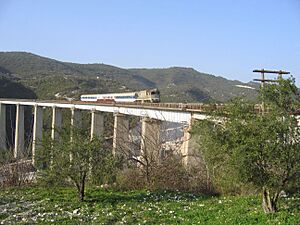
0, 99, 297, 123
0, 98, 223, 112
0, 98, 212, 123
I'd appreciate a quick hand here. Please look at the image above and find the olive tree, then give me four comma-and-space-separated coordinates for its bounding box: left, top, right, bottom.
194, 77, 300, 213
37, 128, 115, 201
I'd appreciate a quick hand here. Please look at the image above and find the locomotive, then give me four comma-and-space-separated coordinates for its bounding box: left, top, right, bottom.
80, 89, 160, 103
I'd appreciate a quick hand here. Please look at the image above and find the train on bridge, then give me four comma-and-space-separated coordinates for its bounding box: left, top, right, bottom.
80, 89, 160, 103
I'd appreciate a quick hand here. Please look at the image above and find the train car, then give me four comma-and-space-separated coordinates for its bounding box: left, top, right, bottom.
80, 89, 160, 103
136, 89, 160, 102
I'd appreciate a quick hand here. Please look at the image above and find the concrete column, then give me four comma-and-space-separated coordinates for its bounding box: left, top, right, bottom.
0, 103, 6, 151
32, 105, 43, 165
69, 108, 81, 161
140, 117, 162, 162
90, 110, 104, 140
180, 120, 200, 168
71, 108, 82, 128
113, 113, 129, 156
51, 106, 62, 141
50, 106, 62, 167
70, 108, 82, 141
14, 104, 25, 158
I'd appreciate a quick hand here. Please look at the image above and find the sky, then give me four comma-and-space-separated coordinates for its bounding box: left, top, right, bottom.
0, 0, 299, 86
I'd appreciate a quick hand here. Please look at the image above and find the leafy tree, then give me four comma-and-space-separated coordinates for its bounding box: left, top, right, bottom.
37, 128, 116, 201
194, 77, 300, 213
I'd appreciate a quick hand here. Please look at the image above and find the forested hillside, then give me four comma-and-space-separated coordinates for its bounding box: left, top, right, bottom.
0, 72, 36, 99
0, 52, 258, 102
130, 67, 258, 102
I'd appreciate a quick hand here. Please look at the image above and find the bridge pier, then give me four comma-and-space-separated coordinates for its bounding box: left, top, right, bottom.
71, 108, 82, 128
0, 103, 6, 151
141, 117, 162, 162
14, 104, 25, 158
70, 108, 82, 141
51, 106, 62, 141
69, 108, 82, 161
32, 105, 43, 165
181, 120, 201, 168
90, 110, 104, 140
113, 113, 129, 156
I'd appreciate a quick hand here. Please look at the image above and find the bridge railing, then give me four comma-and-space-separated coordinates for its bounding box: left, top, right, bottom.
2, 98, 299, 115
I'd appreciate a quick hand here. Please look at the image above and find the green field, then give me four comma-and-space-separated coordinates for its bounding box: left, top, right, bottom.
0, 187, 299, 224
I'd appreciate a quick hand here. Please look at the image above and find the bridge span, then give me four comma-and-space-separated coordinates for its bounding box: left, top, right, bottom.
1, 99, 299, 168
0, 99, 211, 167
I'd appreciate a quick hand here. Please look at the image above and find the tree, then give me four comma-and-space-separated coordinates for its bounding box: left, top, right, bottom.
194, 77, 300, 213
37, 128, 115, 201
113, 118, 208, 192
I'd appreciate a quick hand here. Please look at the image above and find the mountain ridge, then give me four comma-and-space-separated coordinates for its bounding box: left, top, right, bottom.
0, 51, 258, 102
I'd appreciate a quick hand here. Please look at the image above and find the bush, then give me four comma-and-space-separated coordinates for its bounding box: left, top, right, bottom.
116, 168, 146, 191
116, 157, 214, 194
0, 150, 36, 187
0, 159, 36, 187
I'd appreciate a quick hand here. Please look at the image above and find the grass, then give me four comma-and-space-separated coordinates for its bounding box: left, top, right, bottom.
0, 187, 299, 224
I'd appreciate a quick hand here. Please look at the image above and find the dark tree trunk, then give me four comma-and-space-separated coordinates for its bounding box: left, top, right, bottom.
262, 187, 279, 213
80, 176, 86, 201
78, 186, 84, 201
76, 174, 86, 202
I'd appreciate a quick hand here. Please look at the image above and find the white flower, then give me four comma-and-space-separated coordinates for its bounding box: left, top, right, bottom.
73, 209, 80, 214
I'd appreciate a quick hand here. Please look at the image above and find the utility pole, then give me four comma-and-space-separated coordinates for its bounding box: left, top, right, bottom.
253, 69, 290, 113
253, 69, 290, 84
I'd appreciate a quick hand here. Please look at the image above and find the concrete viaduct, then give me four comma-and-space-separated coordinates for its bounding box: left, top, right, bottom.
0, 99, 214, 167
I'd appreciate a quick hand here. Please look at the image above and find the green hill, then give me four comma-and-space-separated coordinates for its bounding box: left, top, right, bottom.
0, 68, 36, 99
129, 67, 258, 102
0, 52, 258, 102
0, 52, 126, 99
